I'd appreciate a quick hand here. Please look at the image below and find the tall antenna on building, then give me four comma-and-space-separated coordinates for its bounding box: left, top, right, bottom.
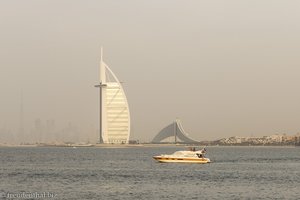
94, 47, 105, 143
19, 90, 24, 144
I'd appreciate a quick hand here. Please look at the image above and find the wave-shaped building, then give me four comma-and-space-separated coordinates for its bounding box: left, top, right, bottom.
95, 48, 130, 144
152, 119, 199, 144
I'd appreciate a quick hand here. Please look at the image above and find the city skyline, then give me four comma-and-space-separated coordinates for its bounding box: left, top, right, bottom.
1, 1, 300, 143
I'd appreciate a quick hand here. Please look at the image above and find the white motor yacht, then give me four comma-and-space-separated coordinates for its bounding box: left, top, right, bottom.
153, 147, 210, 164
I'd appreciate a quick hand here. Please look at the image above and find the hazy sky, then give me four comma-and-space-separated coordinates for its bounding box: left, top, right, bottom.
1, 0, 300, 143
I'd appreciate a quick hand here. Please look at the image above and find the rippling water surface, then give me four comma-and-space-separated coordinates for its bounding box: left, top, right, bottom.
0, 146, 299, 199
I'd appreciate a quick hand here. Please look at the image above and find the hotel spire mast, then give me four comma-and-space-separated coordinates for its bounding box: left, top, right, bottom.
95, 47, 106, 143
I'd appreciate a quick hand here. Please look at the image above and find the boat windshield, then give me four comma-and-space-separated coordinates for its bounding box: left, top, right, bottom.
172, 151, 185, 156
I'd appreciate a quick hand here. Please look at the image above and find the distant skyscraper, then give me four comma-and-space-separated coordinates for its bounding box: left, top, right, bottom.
95, 48, 130, 144
19, 91, 24, 143
46, 119, 56, 142
34, 118, 43, 142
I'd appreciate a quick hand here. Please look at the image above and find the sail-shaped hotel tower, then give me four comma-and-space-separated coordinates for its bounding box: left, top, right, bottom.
95, 48, 130, 144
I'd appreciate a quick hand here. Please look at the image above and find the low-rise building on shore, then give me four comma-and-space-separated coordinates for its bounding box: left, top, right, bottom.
202, 133, 300, 146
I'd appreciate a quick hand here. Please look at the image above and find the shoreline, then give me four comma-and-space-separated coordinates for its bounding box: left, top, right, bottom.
0, 143, 298, 148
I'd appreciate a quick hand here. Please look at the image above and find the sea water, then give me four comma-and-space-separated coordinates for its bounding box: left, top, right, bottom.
0, 146, 299, 200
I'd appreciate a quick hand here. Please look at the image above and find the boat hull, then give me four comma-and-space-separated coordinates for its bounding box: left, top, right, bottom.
153, 156, 210, 164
